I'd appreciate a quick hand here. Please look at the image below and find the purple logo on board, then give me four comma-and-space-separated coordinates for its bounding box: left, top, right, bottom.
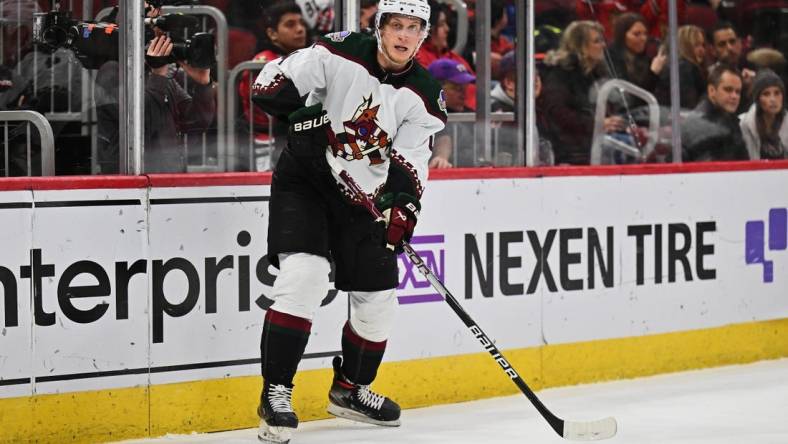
745, 208, 787, 283
396, 235, 445, 304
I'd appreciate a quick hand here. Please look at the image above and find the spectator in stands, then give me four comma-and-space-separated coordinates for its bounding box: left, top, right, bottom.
576, 0, 686, 40
225, 0, 265, 50
0, 65, 12, 97
237, 1, 306, 170
536, 0, 577, 30
540, 20, 623, 165
502, 0, 517, 41
0, 63, 32, 176
260, 0, 334, 36
575, 0, 631, 40
709, 21, 755, 77
455, 0, 517, 82
711, 0, 788, 51
418, 0, 476, 110
681, 64, 749, 161
638, 0, 686, 39
709, 22, 745, 67
0, 0, 38, 69
746, 48, 787, 80
739, 69, 788, 159
1, 0, 88, 175
490, 0, 515, 79
260, 0, 333, 37
709, 21, 755, 110
360, 0, 378, 30
607, 13, 666, 92
427, 58, 476, 168
296, 0, 334, 35
490, 50, 518, 165
491, 52, 555, 166
95, 1, 216, 173
491, 52, 516, 114
655, 24, 707, 109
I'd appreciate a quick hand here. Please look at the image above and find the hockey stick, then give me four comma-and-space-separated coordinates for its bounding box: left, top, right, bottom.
325, 154, 617, 441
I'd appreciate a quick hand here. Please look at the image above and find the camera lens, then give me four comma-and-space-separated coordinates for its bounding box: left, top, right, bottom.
42, 26, 70, 47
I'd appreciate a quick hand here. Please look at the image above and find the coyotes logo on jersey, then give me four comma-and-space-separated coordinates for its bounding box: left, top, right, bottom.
328, 95, 391, 166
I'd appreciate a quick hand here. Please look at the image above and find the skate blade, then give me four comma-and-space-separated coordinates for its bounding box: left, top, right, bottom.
327, 403, 401, 427
258, 420, 294, 443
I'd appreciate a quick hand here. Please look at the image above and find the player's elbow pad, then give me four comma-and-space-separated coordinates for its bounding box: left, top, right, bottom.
251, 75, 304, 122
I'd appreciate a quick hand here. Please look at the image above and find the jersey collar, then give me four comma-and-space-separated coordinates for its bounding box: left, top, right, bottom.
373, 56, 415, 87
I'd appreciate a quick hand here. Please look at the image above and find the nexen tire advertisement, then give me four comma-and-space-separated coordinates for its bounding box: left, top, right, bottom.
1, 169, 787, 399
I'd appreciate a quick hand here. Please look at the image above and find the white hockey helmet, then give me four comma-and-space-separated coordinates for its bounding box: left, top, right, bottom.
374, 0, 431, 65
375, 0, 431, 36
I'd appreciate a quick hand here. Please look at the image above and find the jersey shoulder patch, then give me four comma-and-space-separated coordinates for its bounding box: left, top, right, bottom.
317, 31, 376, 63
405, 63, 448, 123
324, 30, 352, 42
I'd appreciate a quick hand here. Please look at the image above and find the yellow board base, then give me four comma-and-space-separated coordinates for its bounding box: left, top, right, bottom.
2, 318, 787, 444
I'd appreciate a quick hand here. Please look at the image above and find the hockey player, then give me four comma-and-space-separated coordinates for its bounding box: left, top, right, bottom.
250, 0, 446, 442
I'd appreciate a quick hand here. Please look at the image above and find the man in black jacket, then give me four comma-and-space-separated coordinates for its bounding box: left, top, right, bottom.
681, 64, 749, 162
95, 1, 216, 173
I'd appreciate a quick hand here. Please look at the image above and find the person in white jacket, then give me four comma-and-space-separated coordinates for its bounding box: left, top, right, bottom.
739, 69, 788, 160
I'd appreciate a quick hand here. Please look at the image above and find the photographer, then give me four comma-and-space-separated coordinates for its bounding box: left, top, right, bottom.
95, 1, 216, 173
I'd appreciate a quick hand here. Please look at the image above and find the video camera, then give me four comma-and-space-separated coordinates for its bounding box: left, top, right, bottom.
32, 1, 215, 70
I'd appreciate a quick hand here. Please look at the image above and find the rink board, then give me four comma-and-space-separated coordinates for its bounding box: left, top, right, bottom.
0, 163, 787, 443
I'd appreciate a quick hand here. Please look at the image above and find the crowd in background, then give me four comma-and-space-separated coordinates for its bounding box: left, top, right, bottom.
1, 0, 788, 176
425, 0, 788, 166
193, 0, 788, 167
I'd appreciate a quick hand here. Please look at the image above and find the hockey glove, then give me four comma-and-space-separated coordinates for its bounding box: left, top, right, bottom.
376, 192, 420, 252
287, 103, 330, 157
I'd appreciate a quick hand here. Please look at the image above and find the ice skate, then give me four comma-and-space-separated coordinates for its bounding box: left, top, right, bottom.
327, 356, 401, 427
258, 382, 298, 443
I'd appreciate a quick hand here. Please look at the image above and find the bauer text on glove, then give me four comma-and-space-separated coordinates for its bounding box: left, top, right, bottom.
287, 103, 330, 157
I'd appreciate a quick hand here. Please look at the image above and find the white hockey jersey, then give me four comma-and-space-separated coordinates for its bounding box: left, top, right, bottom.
252, 31, 447, 201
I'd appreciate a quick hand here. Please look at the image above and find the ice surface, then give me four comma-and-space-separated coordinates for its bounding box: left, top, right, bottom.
120, 358, 788, 444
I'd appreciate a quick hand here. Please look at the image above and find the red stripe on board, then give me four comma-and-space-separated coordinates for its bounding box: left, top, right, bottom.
343, 321, 387, 352
0, 175, 149, 191
30, 175, 150, 190
0, 160, 786, 191
0, 177, 32, 191
0, 173, 271, 191
147, 172, 271, 187
265, 309, 312, 333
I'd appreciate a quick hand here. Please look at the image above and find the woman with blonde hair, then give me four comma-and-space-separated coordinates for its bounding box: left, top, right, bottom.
655, 25, 707, 109
539, 20, 622, 164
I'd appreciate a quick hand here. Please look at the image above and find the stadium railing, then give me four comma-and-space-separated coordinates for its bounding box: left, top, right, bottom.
0, 110, 56, 176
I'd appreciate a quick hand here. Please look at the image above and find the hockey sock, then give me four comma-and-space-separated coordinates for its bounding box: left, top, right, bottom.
340, 321, 387, 385
260, 309, 312, 386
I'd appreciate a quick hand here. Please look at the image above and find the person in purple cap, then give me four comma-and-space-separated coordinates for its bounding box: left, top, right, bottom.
427, 58, 475, 168
428, 58, 476, 112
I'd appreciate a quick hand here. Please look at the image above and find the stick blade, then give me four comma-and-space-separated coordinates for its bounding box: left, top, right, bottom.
562, 417, 618, 441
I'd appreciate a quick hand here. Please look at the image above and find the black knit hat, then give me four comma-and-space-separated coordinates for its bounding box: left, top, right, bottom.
752, 69, 785, 101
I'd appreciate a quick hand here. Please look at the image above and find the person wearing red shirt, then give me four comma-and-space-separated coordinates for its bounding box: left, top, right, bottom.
490, 0, 515, 79
237, 1, 307, 168
417, 0, 476, 110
